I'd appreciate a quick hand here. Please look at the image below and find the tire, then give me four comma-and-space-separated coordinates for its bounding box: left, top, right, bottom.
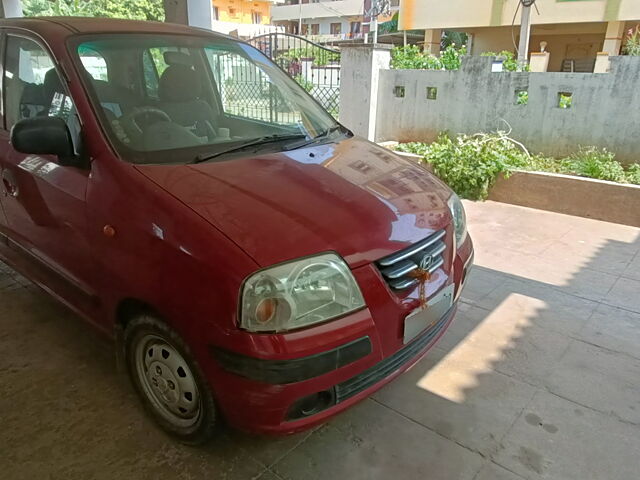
124, 314, 218, 444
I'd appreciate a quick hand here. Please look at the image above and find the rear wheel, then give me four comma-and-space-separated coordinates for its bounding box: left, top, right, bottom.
124, 315, 217, 444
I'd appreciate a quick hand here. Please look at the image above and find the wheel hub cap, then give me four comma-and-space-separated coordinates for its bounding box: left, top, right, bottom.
135, 335, 201, 428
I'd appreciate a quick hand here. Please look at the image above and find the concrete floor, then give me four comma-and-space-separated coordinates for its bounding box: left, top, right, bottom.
1, 200, 640, 480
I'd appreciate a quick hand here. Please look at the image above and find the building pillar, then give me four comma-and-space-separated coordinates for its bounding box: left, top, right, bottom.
603, 21, 625, 55
0, 0, 22, 18
163, 0, 212, 29
594, 52, 611, 73
339, 44, 391, 141
423, 28, 442, 55
529, 52, 550, 72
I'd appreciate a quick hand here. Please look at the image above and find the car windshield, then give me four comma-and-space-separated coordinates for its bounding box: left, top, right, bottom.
70, 34, 341, 164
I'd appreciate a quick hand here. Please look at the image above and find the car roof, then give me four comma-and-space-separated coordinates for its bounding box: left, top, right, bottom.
0, 16, 229, 39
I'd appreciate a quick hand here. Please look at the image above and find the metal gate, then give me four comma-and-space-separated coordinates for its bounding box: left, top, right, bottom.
247, 33, 341, 118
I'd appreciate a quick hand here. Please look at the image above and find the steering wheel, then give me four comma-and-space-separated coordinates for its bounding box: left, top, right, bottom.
117, 106, 172, 138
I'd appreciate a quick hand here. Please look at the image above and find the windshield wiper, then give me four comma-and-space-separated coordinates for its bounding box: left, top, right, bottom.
192, 133, 307, 164
282, 124, 345, 151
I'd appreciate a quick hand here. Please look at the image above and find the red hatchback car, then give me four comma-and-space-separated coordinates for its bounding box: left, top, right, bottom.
0, 17, 473, 443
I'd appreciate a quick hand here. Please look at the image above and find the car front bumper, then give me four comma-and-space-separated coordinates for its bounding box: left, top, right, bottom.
210, 303, 457, 435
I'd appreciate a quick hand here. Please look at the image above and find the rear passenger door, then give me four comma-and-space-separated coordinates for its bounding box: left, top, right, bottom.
0, 33, 97, 314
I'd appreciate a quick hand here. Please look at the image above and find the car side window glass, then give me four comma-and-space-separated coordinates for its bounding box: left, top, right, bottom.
4, 36, 78, 141
78, 45, 108, 81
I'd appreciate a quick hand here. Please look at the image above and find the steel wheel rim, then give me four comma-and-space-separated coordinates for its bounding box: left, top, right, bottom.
134, 334, 201, 428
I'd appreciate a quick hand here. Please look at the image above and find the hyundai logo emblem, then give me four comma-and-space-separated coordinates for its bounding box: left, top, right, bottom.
419, 254, 434, 271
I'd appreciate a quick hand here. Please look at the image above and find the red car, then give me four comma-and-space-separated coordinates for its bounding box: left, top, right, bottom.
0, 17, 473, 444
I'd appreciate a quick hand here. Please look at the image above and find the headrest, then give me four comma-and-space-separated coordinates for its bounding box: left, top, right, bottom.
43, 68, 63, 99
163, 51, 194, 67
158, 64, 201, 103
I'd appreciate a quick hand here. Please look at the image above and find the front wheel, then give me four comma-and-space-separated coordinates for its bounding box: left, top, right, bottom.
124, 315, 218, 444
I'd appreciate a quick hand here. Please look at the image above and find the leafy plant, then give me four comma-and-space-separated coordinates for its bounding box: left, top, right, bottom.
625, 163, 640, 185
516, 90, 529, 105
442, 31, 468, 50
558, 93, 573, 109
390, 45, 428, 70
567, 147, 625, 182
623, 25, 640, 56
279, 47, 339, 66
397, 131, 525, 200
396, 134, 640, 200
440, 44, 466, 70
391, 44, 466, 71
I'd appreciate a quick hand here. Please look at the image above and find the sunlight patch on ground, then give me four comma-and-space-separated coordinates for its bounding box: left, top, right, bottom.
416, 294, 544, 403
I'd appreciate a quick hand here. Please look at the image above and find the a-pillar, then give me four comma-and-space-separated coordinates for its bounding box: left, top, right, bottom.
423, 29, 442, 55
603, 21, 625, 55
339, 44, 391, 141
163, 0, 212, 29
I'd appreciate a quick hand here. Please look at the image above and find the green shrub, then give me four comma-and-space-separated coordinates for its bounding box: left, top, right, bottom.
390, 45, 426, 69
567, 147, 625, 182
397, 132, 525, 200
278, 47, 339, 66
623, 25, 640, 56
516, 90, 529, 105
397, 135, 639, 199
390, 44, 466, 71
625, 163, 640, 185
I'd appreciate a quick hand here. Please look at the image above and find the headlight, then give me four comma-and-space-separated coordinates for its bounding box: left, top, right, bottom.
448, 193, 468, 249
240, 253, 366, 333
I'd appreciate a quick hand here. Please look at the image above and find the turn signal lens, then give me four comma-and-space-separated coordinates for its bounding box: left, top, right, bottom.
255, 298, 277, 324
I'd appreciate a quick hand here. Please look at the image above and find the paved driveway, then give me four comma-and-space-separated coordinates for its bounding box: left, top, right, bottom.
1, 201, 639, 480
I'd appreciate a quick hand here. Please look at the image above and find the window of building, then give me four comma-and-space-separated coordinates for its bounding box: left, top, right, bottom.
251, 11, 262, 24
330, 23, 341, 35
213, 7, 219, 20
301, 24, 309, 35
228, 7, 236, 16
349, 21, 361, 36
311, 24, 320, 35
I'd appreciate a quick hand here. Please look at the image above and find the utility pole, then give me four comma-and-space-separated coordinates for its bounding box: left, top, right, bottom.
367, 0, 389, 45
372, 16, 378, 44
517, 0, 534, 65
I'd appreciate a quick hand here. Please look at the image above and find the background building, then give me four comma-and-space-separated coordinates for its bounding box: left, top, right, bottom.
271, 0, 365, 40
399, 0, 640, 72
211, 0, 284, 36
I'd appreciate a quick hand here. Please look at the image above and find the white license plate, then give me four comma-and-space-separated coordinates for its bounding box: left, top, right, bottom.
403, 284, 454, 344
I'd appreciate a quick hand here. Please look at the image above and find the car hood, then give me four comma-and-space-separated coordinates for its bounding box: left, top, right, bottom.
135, 137, 453, 268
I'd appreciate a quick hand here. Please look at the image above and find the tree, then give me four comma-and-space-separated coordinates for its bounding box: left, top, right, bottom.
22, 0, 165, 21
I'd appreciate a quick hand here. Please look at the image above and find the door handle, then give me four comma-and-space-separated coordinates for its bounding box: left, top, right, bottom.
1, 170, 18, 197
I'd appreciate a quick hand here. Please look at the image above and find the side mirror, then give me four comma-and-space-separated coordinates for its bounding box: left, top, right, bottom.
10, 116, 79, 166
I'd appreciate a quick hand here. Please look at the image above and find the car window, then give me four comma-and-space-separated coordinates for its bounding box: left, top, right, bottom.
78, 45, 108, 81
4, 35, 78, 139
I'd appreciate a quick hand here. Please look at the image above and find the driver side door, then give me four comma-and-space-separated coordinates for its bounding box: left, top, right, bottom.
0, 33, 98, 316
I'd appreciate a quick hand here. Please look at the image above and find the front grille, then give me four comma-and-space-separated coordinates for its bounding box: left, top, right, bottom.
334, 306, 453, 403
376, 230, 447, 290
